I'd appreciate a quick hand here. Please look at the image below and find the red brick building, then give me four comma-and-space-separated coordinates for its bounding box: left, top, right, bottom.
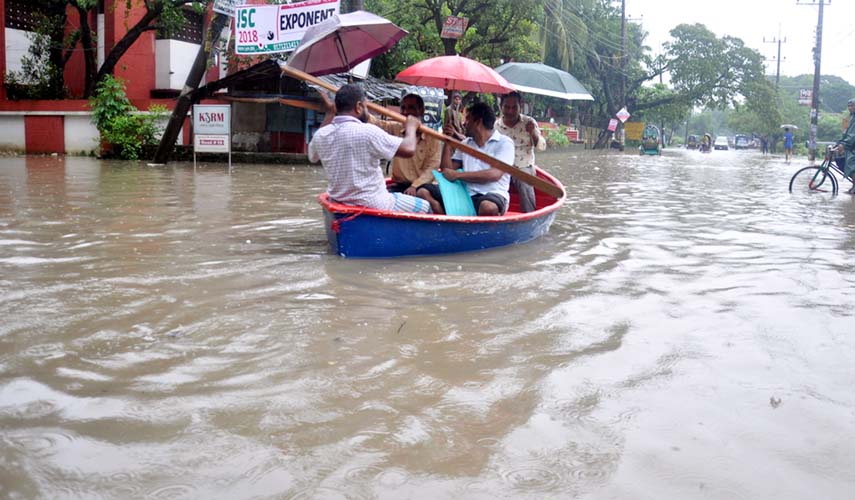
0, 0, 222, 154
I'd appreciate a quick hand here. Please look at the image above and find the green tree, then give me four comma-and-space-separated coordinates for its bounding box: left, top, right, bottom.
366, 0, 541, 77
4, 0, 69, 99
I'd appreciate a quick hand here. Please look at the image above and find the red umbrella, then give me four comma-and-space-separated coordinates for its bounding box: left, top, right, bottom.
396, 55, 514, 94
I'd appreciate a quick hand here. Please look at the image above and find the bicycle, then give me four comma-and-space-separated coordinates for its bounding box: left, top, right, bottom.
788, 145, 853, 195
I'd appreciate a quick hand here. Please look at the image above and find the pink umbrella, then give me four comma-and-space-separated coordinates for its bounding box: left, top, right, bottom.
287, 11, 407, 76
395, 55, 515, 94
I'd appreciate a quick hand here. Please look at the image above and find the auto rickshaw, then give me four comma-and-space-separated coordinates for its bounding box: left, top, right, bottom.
639, 124, 661, 155
686, 134, 699, 150
700, 133, 713, 153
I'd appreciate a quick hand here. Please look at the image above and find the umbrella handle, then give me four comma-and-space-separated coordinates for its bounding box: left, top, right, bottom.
281, 64, 565, 200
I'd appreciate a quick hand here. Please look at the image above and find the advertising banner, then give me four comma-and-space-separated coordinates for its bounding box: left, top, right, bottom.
235, 0, 340, 55
440, 16, 468, 39
624, 122, 644, 141
193, 105, 231, 135
798, 89, 812, 106
213, 0, 238, 16
607, 118, 619, 132
193, 105, 231, 164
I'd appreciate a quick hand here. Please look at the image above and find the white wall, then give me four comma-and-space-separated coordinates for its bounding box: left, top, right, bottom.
0, 116, 26, 150
155, 39, 203, 89
5, 28, 33, 74
97, 14, 105, 69
64, 115, 100, 154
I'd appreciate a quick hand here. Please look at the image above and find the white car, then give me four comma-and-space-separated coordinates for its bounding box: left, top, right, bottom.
714, 136, 729, 150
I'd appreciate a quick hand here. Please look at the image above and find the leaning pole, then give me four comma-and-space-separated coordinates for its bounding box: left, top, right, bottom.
152, 12, 229, 165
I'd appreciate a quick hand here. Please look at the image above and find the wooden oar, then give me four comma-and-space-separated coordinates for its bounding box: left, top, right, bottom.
280, 65, 565, 199
222, 95, 324, 112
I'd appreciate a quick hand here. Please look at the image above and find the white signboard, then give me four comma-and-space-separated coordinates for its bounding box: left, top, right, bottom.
235, 0, 340, 55
615, 107, 631, 123
193, 105, 232, 167
194, 135, 231, 153
213, 0, 237, 16
193, 104, 231, 135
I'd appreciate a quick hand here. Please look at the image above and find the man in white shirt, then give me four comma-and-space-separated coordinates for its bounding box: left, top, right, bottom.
417, 102, 514, 216
308, 84, 431, 213
496, 91, 546, 212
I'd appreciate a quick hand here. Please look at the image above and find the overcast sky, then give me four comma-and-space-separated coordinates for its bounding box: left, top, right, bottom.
631, 0, 855, 88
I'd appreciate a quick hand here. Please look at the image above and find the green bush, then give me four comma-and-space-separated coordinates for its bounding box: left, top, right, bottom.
89, 75, 166, 160
544, 125, 570, 147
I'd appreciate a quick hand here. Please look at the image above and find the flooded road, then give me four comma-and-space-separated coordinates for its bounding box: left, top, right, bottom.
1, 149, 854, 499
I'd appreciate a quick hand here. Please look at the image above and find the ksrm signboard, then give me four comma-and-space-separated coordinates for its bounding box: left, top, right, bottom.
235, 0, 340, 55
193, 104, 232, 168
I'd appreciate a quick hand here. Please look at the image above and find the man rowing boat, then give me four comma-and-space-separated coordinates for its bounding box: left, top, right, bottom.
308, 84, 432, 214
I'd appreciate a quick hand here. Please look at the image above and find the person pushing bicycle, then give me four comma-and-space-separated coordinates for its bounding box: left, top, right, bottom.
836, 98, 855, 194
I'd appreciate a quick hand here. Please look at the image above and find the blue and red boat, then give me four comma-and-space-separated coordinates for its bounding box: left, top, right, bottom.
319, 168, 565, 257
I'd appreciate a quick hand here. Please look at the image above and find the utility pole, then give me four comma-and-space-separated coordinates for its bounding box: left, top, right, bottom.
763, 28, 786, 89
798, 0, 829, 163
153, 11, 230, 165
617, 0, 626, 150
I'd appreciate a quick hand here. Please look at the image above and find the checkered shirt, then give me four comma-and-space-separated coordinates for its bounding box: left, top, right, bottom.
308, 116, 402, 210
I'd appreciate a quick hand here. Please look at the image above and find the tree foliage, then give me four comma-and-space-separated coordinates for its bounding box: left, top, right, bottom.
6, 0, 208, 98
4, 0, 70, 99
89, 75, 167, 159
366, 0, 541, 78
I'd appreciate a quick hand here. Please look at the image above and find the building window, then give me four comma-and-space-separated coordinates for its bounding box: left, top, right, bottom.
5, 0, 51, 32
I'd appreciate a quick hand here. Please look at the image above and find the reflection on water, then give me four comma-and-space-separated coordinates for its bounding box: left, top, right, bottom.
1, 151, 854, 499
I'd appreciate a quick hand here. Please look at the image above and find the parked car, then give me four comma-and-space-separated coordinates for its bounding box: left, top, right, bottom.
714, 136, 729, 150
733, 134, 751, 149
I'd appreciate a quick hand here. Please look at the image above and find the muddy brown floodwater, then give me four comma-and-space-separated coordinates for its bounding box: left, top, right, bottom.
1, 148, 854, 499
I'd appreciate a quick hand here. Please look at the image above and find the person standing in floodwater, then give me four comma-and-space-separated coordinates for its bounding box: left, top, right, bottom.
783, 128, 794, 163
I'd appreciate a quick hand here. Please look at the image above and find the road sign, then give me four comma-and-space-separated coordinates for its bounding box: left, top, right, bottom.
798, 89, 812, 106
616, 107, 631, 123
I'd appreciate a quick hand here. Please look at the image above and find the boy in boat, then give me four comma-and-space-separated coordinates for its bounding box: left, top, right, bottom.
496, 91, 546, 213
417, 102, 514, 216
369, 89, 442, 196
308, 84, 431, 214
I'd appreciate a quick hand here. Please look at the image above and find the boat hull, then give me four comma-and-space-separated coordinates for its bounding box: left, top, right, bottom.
320, 169, 565, 258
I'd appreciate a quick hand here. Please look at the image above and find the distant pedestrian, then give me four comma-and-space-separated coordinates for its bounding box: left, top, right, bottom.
783, 127, 794, 163
760, 135, 768, 156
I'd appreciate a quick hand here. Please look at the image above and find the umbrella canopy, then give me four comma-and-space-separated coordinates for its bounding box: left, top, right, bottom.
396, 55, 515, 94
494, 62, 593, 101
780, 124, 799, 130
287, 11, 407, 76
